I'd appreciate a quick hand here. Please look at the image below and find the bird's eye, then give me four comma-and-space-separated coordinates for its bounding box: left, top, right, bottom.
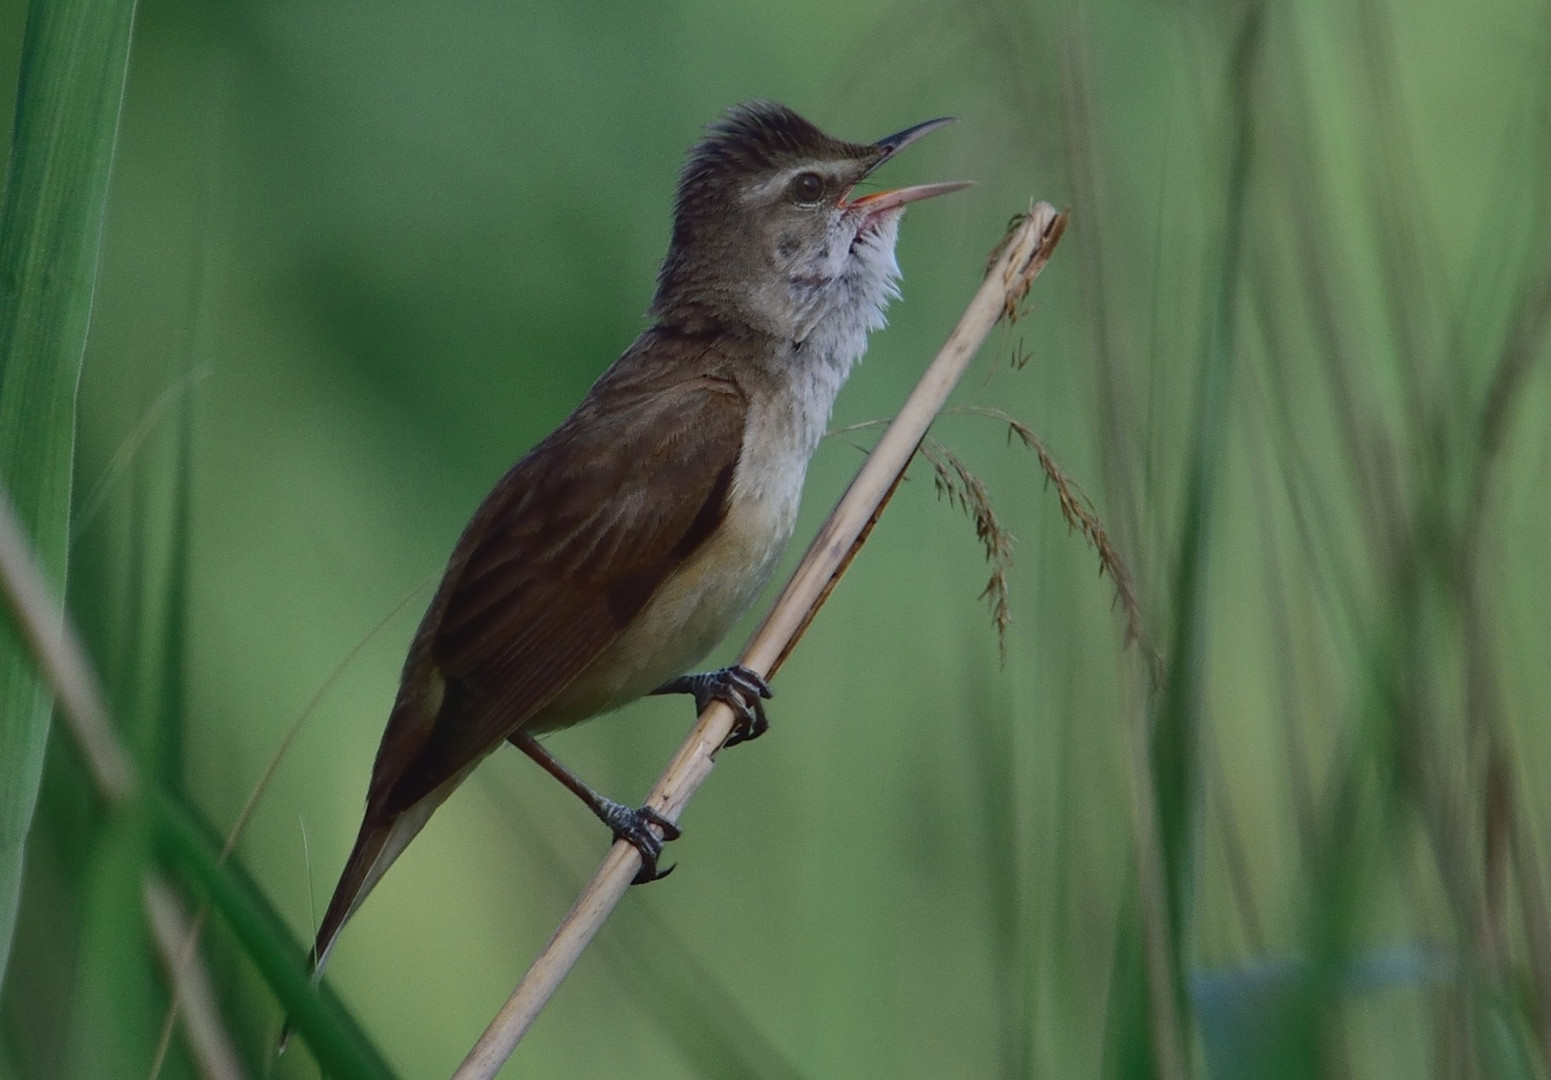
788, 171, 826, 204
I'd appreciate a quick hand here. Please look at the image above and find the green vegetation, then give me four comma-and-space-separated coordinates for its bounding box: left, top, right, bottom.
0, 0, 137, 994
1, 0, 1547, 1077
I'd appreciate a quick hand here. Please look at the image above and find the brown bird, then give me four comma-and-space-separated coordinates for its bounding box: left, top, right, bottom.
311, 101, 968, 972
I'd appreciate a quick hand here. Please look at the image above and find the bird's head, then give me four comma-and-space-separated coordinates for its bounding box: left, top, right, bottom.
651, 102, 970, 345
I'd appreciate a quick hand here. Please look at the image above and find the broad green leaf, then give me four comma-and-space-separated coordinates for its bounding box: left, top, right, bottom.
0, 0, 138, 986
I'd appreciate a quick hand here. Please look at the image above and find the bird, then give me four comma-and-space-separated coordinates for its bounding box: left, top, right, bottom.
310, 100, 969, 973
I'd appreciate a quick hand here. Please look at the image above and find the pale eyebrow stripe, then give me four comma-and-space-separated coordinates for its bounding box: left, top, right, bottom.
741, 162, 852, 204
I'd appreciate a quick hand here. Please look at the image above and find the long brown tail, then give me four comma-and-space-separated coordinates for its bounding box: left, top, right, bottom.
311, 797, 441, 974
278, 793, 444, 1056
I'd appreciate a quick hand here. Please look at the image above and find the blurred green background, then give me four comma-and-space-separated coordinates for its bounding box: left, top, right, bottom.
2, 0, 1550, 1076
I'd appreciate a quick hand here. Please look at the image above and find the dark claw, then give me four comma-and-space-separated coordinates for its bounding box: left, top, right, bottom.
654, 664, 774, 748
654, 667, 775, 751
600, 800, 681, 884
717, 664, 773, 747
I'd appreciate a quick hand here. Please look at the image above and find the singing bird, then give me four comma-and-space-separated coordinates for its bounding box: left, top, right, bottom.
311, 101, 969, 971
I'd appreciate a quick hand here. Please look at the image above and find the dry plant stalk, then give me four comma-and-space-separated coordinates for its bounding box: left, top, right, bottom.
0, 486, 245, 1077
0, 488, 133, 804
452, 202, 1069, 1080
144, 876, 249, 1080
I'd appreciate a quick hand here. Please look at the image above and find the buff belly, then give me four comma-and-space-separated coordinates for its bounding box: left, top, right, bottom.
522, 348, 837, 734
527, 469, 799, 732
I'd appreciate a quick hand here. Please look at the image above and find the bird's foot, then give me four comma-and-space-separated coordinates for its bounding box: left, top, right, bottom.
655, 664, 773, 747
600, 800, 682, 884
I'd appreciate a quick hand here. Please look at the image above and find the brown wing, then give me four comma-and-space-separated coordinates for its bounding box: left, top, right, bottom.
310, 338, 749, 975
371, 362, 747, 816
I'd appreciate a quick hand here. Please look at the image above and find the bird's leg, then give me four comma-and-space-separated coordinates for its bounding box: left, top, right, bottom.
652, 664, 774, 747
509, 731, 680, 884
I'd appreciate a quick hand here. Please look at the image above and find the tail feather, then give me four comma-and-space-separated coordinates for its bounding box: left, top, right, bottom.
280, 796, 442, 1057
311, 797, 442, 975
311, 744, 491, 981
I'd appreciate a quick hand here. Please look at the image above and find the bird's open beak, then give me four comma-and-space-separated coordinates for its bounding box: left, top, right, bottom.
873, 116, 958, 157
845, 181, 974, 213
844, 116, 972, 212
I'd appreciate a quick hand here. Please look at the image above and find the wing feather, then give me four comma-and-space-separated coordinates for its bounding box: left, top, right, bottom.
372, 360, 747, 814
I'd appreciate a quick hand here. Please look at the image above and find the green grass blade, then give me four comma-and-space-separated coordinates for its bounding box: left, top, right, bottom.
149, 788, 400, 1080
154, 392, 193, 786
1152, 0, 1261, 937
1144, 9, 1266, 1066
61, 813, 165, 1079
0, 0, 138, 987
